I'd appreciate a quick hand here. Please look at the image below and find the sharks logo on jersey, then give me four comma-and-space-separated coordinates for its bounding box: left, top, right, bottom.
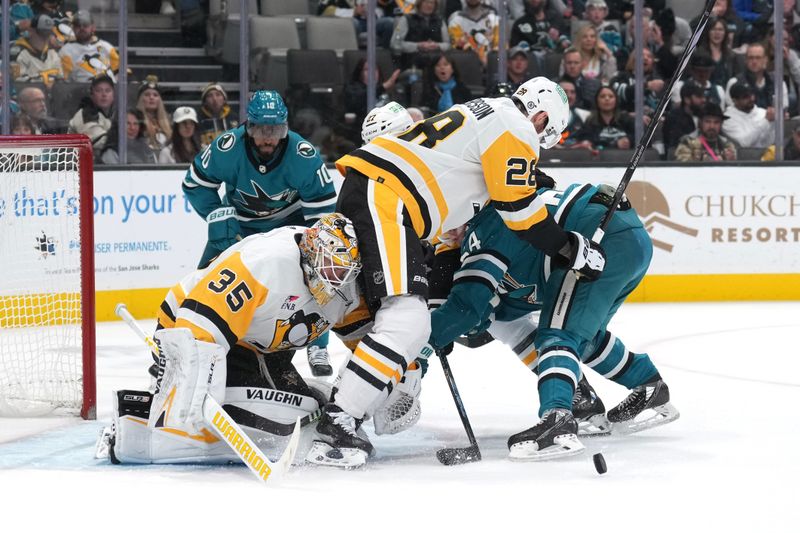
235, 181, 300, 217
297, 141, 316, 158
499, 272, 538, 304
217, 132, 236, 151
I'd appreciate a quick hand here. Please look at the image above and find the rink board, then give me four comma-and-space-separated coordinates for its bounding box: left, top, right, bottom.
75, 166, 800, 320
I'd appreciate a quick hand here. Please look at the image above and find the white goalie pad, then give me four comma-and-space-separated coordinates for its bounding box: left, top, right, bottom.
103, 382, 329, 465
150, 328, 227, 433
372, 364, 422, 435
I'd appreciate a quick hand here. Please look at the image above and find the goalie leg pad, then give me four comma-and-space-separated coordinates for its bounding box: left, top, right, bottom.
371, 362, 422, 435
150, 328, 227, 433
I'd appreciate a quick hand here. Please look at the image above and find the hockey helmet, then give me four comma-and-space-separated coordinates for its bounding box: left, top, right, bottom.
361, 101, 414, 144
512, 77, 569, 149
299, 213, 361, 306
246, 90, 289, 140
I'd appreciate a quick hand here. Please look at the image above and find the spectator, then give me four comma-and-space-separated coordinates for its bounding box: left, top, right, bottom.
448, 0, 499, 66
584, 0, 623, 58
0, 70, 20, 129
509, 0, 571, 54
406, 106, 424, 121
196, 82, 238, 147
11, 113, 35, 135
178, 0, 207, 47
574, 24, 617, 82
503, 44, 532, 90
160, 106, 201, 164
672, 49, 727, 109
610, 47, 664, 118
761, 122, 800, 160
692, 0, 745, 48
722, 81, 774, 149
674, 102, 737, 161
101, 109, 159, 165
624, 13, 679, 80
572, 84, 635, 150
698, 16, 736, 87
2, 1, 34, 42
136, 75, 172, 154
421, 52, 473, 114
31, 0, 72, 49
556, 78, 591, 147
390, 0, 450, 70
726, 42, 790, 109
18, 86, 65, 133
68, 74, 115, 156
14, 14, 63, 87
663, 81, 707, 151
560, 46, 602, 109
345, 57, 401, 128
59, 10, 119, 83
351, 0, 396, 49
763, 27, 800, 115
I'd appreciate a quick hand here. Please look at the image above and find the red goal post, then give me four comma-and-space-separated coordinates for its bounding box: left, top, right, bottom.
0, 134, 96, 419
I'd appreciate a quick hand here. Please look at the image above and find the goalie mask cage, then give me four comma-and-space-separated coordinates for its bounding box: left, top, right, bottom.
0, 135, 96, 419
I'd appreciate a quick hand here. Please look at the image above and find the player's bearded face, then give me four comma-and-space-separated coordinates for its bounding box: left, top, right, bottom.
248, 123, 288, 157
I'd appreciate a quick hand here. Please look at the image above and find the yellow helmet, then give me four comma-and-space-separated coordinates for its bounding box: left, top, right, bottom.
299, 213, 361, 305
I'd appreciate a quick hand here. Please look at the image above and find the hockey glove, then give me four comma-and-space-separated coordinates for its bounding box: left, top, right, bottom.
206, 207, 242, 252
561, 231, 606, 281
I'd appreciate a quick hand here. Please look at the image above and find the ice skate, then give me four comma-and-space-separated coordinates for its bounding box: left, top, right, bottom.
607, 379, 680, 434
572, 376, 611, 437
307, 345, 333, 377
508, 408, 585, 461
306, 404, 374, 468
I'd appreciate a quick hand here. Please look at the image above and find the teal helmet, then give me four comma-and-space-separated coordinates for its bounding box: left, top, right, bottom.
246, 90, 289, 140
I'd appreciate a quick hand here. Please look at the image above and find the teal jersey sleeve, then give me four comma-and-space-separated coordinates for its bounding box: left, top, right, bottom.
429, 209, 512, 349
284, 133, 337, 223
182, 127, 244, 219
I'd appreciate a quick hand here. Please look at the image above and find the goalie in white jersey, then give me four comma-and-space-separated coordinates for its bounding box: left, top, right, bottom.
307, 77, 607, 467
99, 214, 371, 465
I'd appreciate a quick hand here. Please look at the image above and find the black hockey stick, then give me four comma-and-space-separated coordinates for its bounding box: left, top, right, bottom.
436, 351, 482, 465
591, 0, 716, 243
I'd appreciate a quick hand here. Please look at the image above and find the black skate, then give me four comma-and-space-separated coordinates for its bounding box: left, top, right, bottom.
307, 346, 333, 377
607, 379, 680, 434
508, 408, 585, 461
306, 404, 374, 468
572, 376, 611, 437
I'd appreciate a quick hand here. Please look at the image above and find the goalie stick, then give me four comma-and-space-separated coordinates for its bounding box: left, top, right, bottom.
114, 303, 302, 483
591, 0, 717, 243
436, 351, 482, 465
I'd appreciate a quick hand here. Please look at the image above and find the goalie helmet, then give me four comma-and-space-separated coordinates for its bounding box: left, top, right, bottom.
299, 213, 361, 306
512, 77, 569, 149
361, 101, 414, 144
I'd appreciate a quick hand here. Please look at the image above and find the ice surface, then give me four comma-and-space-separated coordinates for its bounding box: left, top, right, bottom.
1, 302, 798, 532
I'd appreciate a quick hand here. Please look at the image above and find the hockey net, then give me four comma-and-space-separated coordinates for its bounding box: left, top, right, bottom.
0, 135, 96, 419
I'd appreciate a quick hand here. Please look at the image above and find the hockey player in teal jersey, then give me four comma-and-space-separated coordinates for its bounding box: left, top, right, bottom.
183, 90, 337, 376
426, 182, 680, 460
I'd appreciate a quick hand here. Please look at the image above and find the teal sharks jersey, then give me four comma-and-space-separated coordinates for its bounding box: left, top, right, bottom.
183, 126, 336, 233
430, 183, 646, 349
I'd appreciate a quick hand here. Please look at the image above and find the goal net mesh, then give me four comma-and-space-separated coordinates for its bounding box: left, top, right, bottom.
0, 145, 89, 417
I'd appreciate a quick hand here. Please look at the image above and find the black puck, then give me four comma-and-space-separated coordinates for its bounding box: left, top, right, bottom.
593, 453, 607, 474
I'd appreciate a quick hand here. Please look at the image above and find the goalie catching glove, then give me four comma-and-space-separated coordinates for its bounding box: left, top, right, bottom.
559, 231, 606, 281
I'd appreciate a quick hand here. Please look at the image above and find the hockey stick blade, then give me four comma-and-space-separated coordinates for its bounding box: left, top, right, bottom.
436, 445, 481, 466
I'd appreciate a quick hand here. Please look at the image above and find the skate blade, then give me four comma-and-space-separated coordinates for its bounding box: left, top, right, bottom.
613, 403, 680, 435
310, 365, 333, 377
305, 440, 368, 469
508, 434, 585, 462
578, 414, 612, 438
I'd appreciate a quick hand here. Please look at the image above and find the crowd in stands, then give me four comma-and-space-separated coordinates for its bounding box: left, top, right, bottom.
4, 0, 800, 164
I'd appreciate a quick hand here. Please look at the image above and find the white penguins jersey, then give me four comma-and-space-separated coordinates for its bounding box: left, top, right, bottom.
336, 97, 549, 244
156, 227, 361, 355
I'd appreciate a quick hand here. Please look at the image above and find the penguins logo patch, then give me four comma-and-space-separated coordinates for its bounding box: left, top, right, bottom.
217, 132, 236, 152
297, 141, 316, 158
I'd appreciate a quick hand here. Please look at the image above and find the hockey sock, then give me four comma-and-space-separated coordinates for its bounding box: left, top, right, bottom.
536, 344, 580, 416
582, 331, 658, 389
